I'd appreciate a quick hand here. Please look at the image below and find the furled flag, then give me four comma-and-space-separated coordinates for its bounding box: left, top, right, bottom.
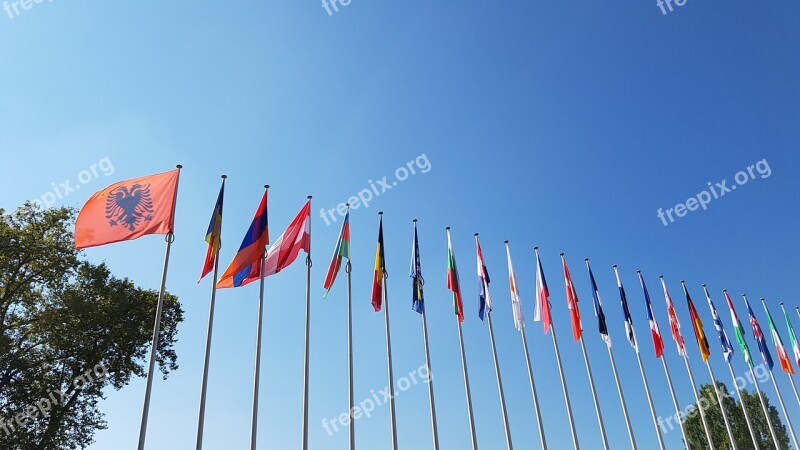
199, 179, 225, 282
446, 228, 465, 323
683, 282, 711, 362
262, 199, 311, 277
534, 248, 553, 334
743, 295, 774, 371
75, 168, 180, 249
614, 266, 637, 351
410, 221, 424, 314
505, 242, 525, 331
702, 285, 734, 363
763, 301, 795, 375
725, 290, 753, 367
660, 277, 687, 357
216, 190, 269, 289
586, 259, 610, 346
371, 215, 386, 312
784, 305, 800, 368
561, 254, 582, 342
475, 234, 492, 321
322, 209, 350, 299
638, 271, 665, 358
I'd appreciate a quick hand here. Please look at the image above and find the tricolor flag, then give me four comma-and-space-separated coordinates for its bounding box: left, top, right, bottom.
199, 179, 225, 282
446, 228, 464, 323
586, 259, 610, 346
561, 254, 582, 342
703, 285, 734, 363
683, 282, 710, 362
783, 305, 800, 368
762, 301, 794, 375
371, 216, 386, 312
614, 266, 637, 351
505, 242, 525, 331
75, 168, 180, 249
638, 271, 665, 358
660, 277, 687, 357
534, 248, 553, 334
475, 234, 492, 321
217, 190, 269, 289
743, 295, 774, 371
410, 221, 424, 314
322, 210, 350, 299
261, 199, 311, 278
725, 290, 753, 367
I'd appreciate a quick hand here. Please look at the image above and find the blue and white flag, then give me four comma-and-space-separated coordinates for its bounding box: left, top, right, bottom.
475, 234, 492, 320
410, 222, 424, 314
702, 285, 734, 363
586, 259, 610, 346
614, 266, 638, 351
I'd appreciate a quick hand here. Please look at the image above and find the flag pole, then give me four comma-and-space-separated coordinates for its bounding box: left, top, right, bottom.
761, 300, 799, 450
487, 312, 512, 450
744, 295, 780, 449
382, 213, 399, 450
301, 196, 313, 450
520, 327, 547, 450
780, 303, 800, 409
346, 258, 355, 450
604, 338, 636, 450
196, 174, 226, 450
417, 220, 440, 450
725, 361, 759, 450
138, 164, 181, 450
705, 359, 736, 449
681, 352, 715, 450
250, 184, 269, 450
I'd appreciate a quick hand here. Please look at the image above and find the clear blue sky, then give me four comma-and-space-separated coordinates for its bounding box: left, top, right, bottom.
2, 1, 799, 449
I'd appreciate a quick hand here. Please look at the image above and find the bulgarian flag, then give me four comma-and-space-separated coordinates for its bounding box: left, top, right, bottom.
763, 300, 795, 375
446, 228, 464, 323
322, 210, 350, 299
784, 304, 800, 368
725, 290, 753, 367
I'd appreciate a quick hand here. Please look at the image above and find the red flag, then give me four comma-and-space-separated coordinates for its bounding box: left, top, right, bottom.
74, 168, 180, 249
561, 254, 582, 341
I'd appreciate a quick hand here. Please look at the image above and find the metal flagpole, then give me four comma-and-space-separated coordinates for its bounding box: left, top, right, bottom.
383, 260, 399, 450
726, 363, 759, 450
578, 336, 609, 450
660, 355, 689, 449
634, 351, 664, 450
705, 361, 736, 449
520, 328, 547, 450
416, 220, 439, 450
750, 363, 780, 448
138, 164, 181, 450
605, 343, 636, 450
549, 320, 580, 450
682, 355, 715, 450
457, 318, 479, 450
301, 196, 312, 450
768, 369, 799, 449
487, 311, 513, 450
780, 303, 800, 409
196, 176, 226, 450
346, 260, 355, 450
250, 251, 267, 450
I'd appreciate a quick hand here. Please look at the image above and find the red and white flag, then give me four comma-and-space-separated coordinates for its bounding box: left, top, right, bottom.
263, 200, 311, 277
561, 254, 582, 342
660, 277, 686, 357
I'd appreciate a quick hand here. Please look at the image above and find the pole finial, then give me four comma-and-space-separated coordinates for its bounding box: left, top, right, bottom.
176, 164, 183, 169
221, 174, 228, 179
413, 219, 418, 223
559, 252, 565, 256
504, 240, 509, 244
584, 257, 589, 262
702, 284, 706, 288
378, 211, 383, 216
612, 264, 618, 268
265, 184, 270, 189
723, 288, 728, 293
534, 246, 539, 251
474, 233, 479, 237
307, 195, 313, 200
659, 274, 664, 279
636, 269, 642, 274
445, 226, 451, 231
345, 202, 350, 207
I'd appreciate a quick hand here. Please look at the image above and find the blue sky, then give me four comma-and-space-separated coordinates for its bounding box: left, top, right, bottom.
2, 1, 800, 449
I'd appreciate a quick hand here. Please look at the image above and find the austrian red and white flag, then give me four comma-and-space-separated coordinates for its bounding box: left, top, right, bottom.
561, 254, 582, 342
263, 199, 311, 277
660, 277, 687, 357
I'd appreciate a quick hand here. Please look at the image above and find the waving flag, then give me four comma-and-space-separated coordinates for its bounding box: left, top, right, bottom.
199, 179, 225, 282
660, 277, 687, 357
322, 210, 350, 299
743, 295, 774, 371
683, 282, 710, 362
783, 305, 800, 368
371, 215, 386, 312
534, 248, 553, 334
505, 242, 525, 331
410, 221, 424, 314
75, 168, 180, 249
446, 228, 464, 323
703, 286, 734, 362
475, 235, 492, 321
561, 255, 582, 341
262, 199, 311, 278
763, 301, 794, 375
217, 190, 269, 289
638, 271, 664, 358
725, 290, 753, 367
585, 259, 610, 345
614, 266, 637, 351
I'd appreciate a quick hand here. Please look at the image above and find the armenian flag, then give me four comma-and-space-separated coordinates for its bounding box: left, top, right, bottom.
217, 189, 269, 289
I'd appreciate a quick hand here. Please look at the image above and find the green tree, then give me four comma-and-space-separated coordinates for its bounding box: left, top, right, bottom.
0, 203, 183, 450
683, 381, 791, 449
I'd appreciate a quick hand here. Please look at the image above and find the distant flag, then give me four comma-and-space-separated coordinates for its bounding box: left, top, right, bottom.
763, 301, 795, 375
446, 228, 465, 323
371, 215, 386, 312
703, 285, 734, 363
783, 305, 800, 368
322, 209, 350, 299
683, 282, 711, 362
561, 255, 582, 342
199, 179, 225, 282
505, 242, 525, 331
660, 277, 687, 357
75, 168, 180, 249
638, 271, 665, 358
743, 295, 774, 371
725, 290, 753, 367
475, 235, 492, 321
586, 259, 610, 346
534, 248, 553, 334
261, 199, 311, 278
614, 266, 637, 351
217, 190, 269, 289
410, 221, 424, 314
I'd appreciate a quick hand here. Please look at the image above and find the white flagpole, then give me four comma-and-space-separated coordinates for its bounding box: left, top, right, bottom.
346, 259, 355, 450
659, 356, 689, 450
768, 368, 799, 449
780, 303, 800, 409
138, 164, 181, 450
249, 184, 269, 450
416, 220, 439, 450
301, 196, 312, 450
196, 174, 226, 450
705, 360, 736, 449
725, 362, 760, 449
382, 213, 398, 450
743, 294, 780, 449
681, 354, 715, 450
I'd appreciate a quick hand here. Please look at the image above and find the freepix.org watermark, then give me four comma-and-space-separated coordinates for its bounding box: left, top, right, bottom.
3, 0, 54, 20
33, 157, 115, 209
321, 363, 432, 436
321, 0, 353, 16
319, 153, 432, 226
657, 158, 771, 226
656, 0, 690, 16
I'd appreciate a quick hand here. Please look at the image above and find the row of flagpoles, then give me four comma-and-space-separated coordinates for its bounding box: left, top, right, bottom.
72, 167, 800, 450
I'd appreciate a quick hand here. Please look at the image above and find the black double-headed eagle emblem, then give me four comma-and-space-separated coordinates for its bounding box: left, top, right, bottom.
105, 184, 155, 231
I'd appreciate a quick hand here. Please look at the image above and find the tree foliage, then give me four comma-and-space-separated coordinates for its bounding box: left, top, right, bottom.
0, 203, 183, 449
